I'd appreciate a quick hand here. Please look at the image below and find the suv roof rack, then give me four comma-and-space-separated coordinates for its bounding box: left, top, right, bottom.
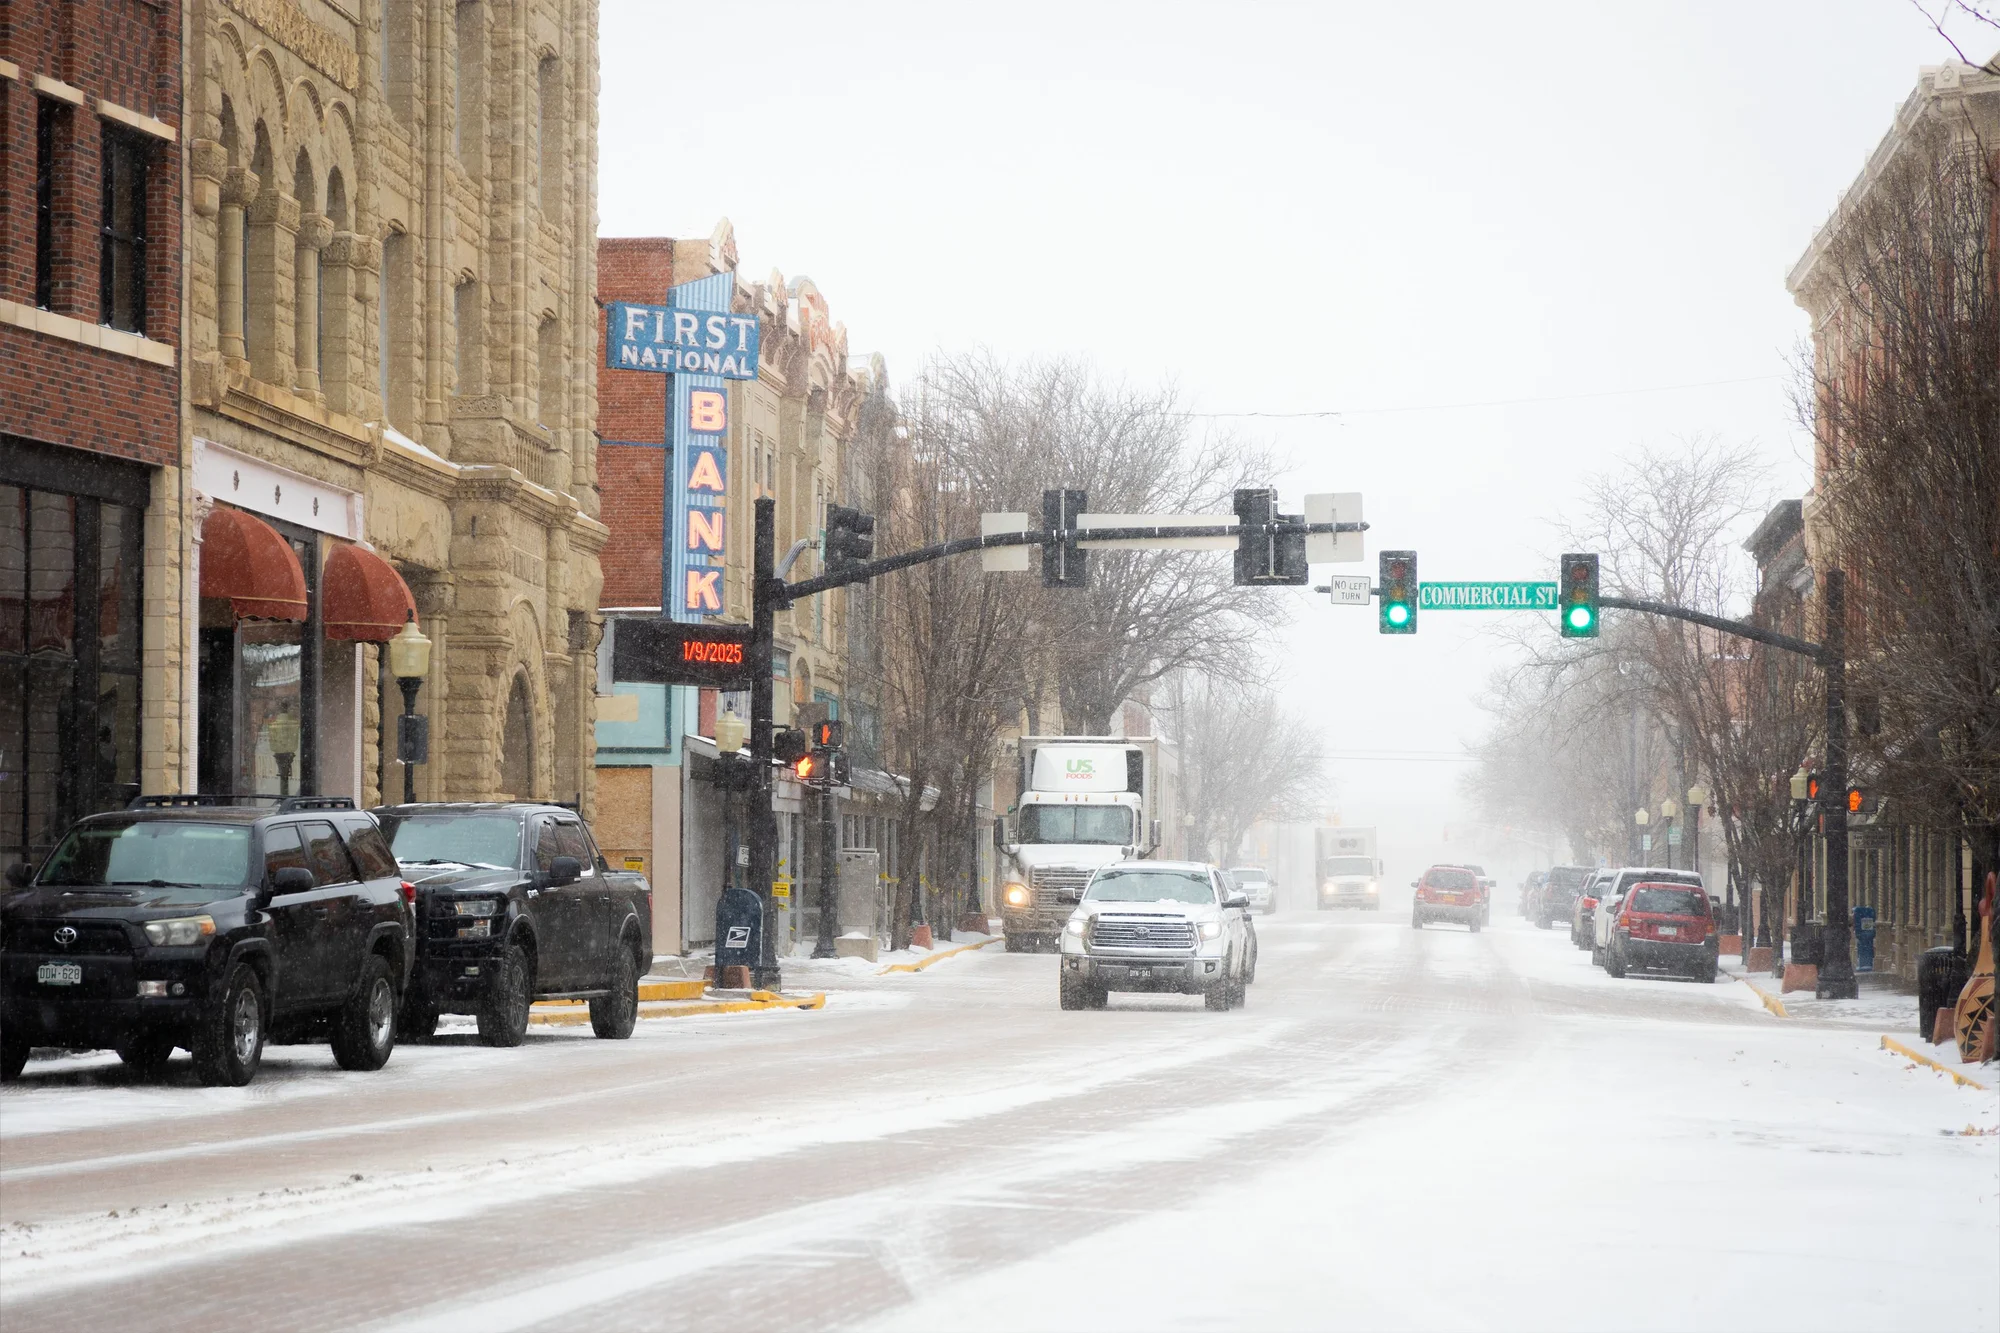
128, 793, 357, 813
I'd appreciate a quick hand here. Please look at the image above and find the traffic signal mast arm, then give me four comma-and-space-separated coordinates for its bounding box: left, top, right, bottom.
1597, 594, 1833, 665
779, 519, 1369, 602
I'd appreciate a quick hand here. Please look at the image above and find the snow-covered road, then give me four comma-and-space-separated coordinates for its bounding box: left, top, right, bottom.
2, 914, 1994, 1331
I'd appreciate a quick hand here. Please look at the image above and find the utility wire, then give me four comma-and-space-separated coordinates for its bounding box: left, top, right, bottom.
1173, 373, 1782, 420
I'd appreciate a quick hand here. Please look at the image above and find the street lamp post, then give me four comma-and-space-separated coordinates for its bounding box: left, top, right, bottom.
387, 612, 433, 805
715, 705, 747, 899
1660, 797, 1680, 869
268, 709, 299, 798
1785, 765, 1810, 980
1686, 782, 1709, 915
1634, 808, 1650, 861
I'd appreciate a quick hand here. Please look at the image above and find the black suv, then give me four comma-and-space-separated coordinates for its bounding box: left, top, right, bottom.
1, 795, 413, 1086
373, 803, 653, 1047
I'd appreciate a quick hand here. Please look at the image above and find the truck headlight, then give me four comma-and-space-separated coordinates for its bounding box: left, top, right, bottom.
143, 915, 215, 947
453, 899, 500, 917
1198, 920, 1223, 941
1063, 917, 1085, 936
1367, 882, 1378, 894
1003, 882, 1031, 908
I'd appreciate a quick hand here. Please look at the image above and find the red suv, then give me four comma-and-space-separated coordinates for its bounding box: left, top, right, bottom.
1605, 882, 1719, 982
1411, 865, 1484, 932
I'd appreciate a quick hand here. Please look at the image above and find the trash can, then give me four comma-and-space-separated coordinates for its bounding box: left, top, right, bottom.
714, 885, 764, 980
1918, 945, 1972, 1039
1852, 905, 1877, 972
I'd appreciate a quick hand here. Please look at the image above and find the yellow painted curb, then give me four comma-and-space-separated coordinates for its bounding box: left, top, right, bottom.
878, 935, 1002, 975
539, 979, 707, 1008
527, 991, 826, 1026
1740, 977, 1788, 1018
1880, 1036, 1991, 1091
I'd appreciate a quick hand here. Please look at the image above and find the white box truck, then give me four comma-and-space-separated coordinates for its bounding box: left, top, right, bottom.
1315, 826, 1383, 910
996, 736, 1166, 951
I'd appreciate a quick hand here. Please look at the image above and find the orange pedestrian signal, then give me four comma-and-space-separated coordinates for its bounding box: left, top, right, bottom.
1847, 787, 1864, 813
793, 754, 818, 782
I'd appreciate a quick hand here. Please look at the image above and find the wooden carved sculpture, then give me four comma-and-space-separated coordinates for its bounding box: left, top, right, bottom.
1954, 871, 1996, 1064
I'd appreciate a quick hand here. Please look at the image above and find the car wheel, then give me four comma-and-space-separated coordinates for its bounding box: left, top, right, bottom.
1411, 910, 1423, 930
590, 946, 639, 1040
1591, 940, 1605, 967
332, 953, 400, 1072
1698, 960, 1719, 984
1059, 975, 1086, 1010
1, 1027, 30, 1082
116, 1032, 178, 1076
1205, 978, 1233, 1011
192, 963, 266, 1087
1468, 915, 1482, 934
1086, 984, 1109, 1009
1536, 916, 1551, 930
397, 987, 440, 1041
477, 943, 533, 1048
1605, 945, 1627, 979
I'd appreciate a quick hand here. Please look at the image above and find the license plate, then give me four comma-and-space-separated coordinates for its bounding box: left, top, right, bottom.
1127, 968, 1151, 980
37, 962, 82, 986
1658, 926, 1679, 937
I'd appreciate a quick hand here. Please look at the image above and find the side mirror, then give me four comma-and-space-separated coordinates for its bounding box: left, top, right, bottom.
1224, 893, 1249, 910
1149, 818, 1161, 848
992, 817, 1008, 848
263, 865, 314, 908
5, 861, 34, 888
1410, 880, 1419, 889
548, 855, 582, 887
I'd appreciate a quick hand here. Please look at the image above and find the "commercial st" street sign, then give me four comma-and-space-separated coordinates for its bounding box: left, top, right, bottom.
1418, 581, 1558, 611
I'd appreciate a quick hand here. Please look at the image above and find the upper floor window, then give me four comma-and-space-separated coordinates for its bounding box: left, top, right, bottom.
35, 99, 61, 309
536, 55, 559, 213
100, 125, 150, 334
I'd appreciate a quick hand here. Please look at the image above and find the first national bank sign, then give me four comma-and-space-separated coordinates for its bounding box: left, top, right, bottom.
605, 284, 760, 621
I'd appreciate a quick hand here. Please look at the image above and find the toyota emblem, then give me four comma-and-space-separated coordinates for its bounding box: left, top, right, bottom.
1135, 926, 1150, 938
53, 926, 78, 947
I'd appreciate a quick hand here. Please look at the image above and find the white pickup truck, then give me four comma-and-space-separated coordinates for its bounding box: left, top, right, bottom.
1057, 861, 1254, 1012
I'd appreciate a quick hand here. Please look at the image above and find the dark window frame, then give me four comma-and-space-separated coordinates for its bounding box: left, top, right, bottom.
99, 123, 151, 334
35, 98, 60, 309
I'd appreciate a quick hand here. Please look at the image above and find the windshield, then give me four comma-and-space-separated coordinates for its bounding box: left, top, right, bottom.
1085, 869, 1216, 905
1226, 867, 1269, 883
1630, 887, 1710, 915
36, 821, 253, 888
1019, 805, 1133, 845
1320, 857, 1373, 877
381, 814, 521, 869
1548, 867, 1590, 891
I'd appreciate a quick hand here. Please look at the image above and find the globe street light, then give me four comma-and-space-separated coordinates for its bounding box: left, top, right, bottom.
267, 707, 300, 798
1634, 807, 1651, 860
387, 611, 432, 804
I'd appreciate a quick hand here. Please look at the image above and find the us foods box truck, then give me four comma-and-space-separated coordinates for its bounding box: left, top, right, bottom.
995, 736, 1167, 951
1315, 826, 1383, 910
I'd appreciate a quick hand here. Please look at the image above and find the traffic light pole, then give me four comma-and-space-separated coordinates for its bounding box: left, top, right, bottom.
749, 497, 781, 990
1598, 575, 1856, 1000
813, 782, 838, 959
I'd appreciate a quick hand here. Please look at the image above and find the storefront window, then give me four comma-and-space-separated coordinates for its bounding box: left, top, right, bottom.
197, 517, 319, 800
238, 622, 303, 795
0, 459, 146, 876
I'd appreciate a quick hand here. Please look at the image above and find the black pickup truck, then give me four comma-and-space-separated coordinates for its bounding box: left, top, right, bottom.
371, 803, 653, 1046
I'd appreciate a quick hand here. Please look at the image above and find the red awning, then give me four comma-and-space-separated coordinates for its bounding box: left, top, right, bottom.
322, 543, 417, 642
200, 507, 307, 622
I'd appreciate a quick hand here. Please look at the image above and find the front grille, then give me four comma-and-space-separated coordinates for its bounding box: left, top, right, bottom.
1089, 916, 1196, 950
1031, 867, 1091, 912
3, 919, 135, 956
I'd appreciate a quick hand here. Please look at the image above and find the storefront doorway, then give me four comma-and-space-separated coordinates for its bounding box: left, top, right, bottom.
196, 507, 318, 798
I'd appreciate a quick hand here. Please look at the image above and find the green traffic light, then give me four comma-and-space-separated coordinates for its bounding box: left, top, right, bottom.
1566, 605, 1594, 632
1387, 603, 1410, 626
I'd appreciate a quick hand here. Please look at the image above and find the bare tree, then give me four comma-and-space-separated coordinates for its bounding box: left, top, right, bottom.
1796, 112, 2000, 883
921, 354, 1282, 733
1163, 671, 1328, 864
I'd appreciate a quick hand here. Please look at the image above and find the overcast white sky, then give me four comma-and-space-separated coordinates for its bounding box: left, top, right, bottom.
599, 1, 1972, 877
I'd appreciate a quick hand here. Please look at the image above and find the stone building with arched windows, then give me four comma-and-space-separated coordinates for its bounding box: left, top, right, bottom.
179, 0, 606, 813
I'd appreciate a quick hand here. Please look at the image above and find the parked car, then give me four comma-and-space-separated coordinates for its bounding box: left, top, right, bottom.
1572, 869, 1616, 949
1592, 868, 1706, 966
1058, 862, 1252, 1011
1412, 865, 1484, 932
1605, 880, 1721, 982
1226, 865, 1278, 915
372, 803, 653, 1045
1539, 865, 1594, 931
1, 795, 412, 1086
1518, 871, 1547, 919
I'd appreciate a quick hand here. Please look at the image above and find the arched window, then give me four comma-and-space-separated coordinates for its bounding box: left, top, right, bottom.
292, 150, 322, 388
536, 315, 561, 426
325, 168, 348, 229
501, 673, 535, 799
536, 55, 559, 214
243, 123, 275, 373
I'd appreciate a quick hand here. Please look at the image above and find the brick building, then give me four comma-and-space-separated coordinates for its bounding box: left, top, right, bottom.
593, 222, 880, 950
1, 2, 184, 873
178, 0, 606, 815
